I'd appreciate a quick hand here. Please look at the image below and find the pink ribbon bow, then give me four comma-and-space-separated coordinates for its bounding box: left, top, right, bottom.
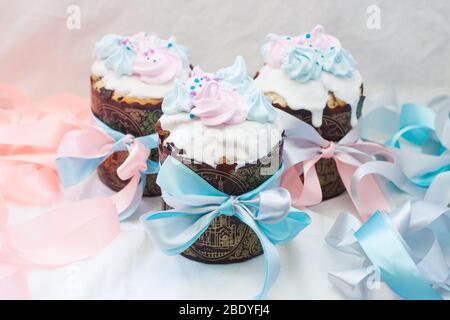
56, 121, 152, 220
281, 120, 392, 219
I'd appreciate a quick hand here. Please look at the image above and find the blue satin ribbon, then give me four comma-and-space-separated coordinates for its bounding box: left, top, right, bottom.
56, 117, 159, 220
327, 172, 450, 300
356, 211, 443, 300
359, 97, 450, 188
140, 156, 311, 299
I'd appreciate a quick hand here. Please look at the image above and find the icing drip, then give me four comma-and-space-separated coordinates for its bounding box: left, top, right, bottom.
159, 113, 283, 167
254, 65, 362, 127
311, 109, 325, 128
91, 60, 189, 99
257, 25, 362, 128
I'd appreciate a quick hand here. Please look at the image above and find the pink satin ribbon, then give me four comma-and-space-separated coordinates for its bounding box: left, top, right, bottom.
0, 194, 120, 299
281, 124, 393, 220
0, 83, 92, 205
56, 122, 150, 216
0, 84, 141, 299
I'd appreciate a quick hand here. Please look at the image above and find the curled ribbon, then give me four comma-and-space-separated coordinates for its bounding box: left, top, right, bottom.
0, 193, 121, 299
326, 171, 450, 300
0, 85, 121, 299
0, 83, 92, 205
359, 96, 450, 187
141, 156, 311, 299
56, 117, 159, 221
281, 120, 392, 219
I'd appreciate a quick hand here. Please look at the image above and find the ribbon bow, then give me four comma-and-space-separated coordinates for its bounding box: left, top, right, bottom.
326, 171, 450, 300
359, 96, 450, 187
281, 120, 392, 218
56, 118, 159, 220
141, 156, 311, 299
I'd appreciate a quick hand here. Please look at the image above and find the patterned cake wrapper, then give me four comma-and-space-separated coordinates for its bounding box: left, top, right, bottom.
273, 91, 365, 200
91, 78, 162, 196
158, 123, 283, 264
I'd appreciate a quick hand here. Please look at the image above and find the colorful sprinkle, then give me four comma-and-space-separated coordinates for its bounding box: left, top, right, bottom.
167, 43, 173, 48
306, 33, 311, 39
190, 85, 195, 90
194, 78, 200, 83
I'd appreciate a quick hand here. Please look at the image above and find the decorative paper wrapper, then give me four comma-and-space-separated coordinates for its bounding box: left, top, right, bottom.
90, 77, 162, 196
157, 122, 283, 264
273, 91, 365, 200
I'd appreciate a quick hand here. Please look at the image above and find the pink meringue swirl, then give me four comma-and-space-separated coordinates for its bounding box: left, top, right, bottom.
262, 35, 295, 68
132, 34, 183, 85
299, 25, 341, 52
133, 48, 182, 85
191, 81, 248, 126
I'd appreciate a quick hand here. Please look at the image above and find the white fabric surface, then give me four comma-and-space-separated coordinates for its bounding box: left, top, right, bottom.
9, 174, 403, 300
2, 0, 449, 299
22, 181, 365, 299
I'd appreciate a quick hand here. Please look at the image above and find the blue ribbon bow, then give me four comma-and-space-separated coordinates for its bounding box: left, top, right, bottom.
140, 156, 311, 299
326, 172, 450, 300
360, 96, 450, 187
56, 117, 159, 220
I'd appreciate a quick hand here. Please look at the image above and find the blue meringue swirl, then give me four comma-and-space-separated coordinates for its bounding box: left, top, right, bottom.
95, 34, 136, 76
246, 87, 277, 123
216, 56, 253, 93
163, 36, 190, 69
281, 46, 322, 83
162, 80, 193, 115
219, 56, 277, 123
322, 47, 357, 78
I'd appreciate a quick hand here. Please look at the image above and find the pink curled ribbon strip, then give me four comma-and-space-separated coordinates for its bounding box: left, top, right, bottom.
0, 83, 93, 205
0, 84, 123, 299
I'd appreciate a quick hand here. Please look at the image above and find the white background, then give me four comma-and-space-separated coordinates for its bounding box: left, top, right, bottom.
1, 0, 450, 103
2, 0, 450, 299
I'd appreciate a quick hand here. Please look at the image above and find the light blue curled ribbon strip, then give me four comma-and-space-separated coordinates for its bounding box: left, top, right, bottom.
359, 96, 450, 187
140, 156, 311, 299
56, 117, 159, 221
326, 172, 450, 300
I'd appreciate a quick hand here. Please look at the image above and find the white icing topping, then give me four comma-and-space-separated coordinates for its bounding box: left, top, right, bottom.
159, 113, 283, 167
91, 60, 189, 99
254, 65, 362, 127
